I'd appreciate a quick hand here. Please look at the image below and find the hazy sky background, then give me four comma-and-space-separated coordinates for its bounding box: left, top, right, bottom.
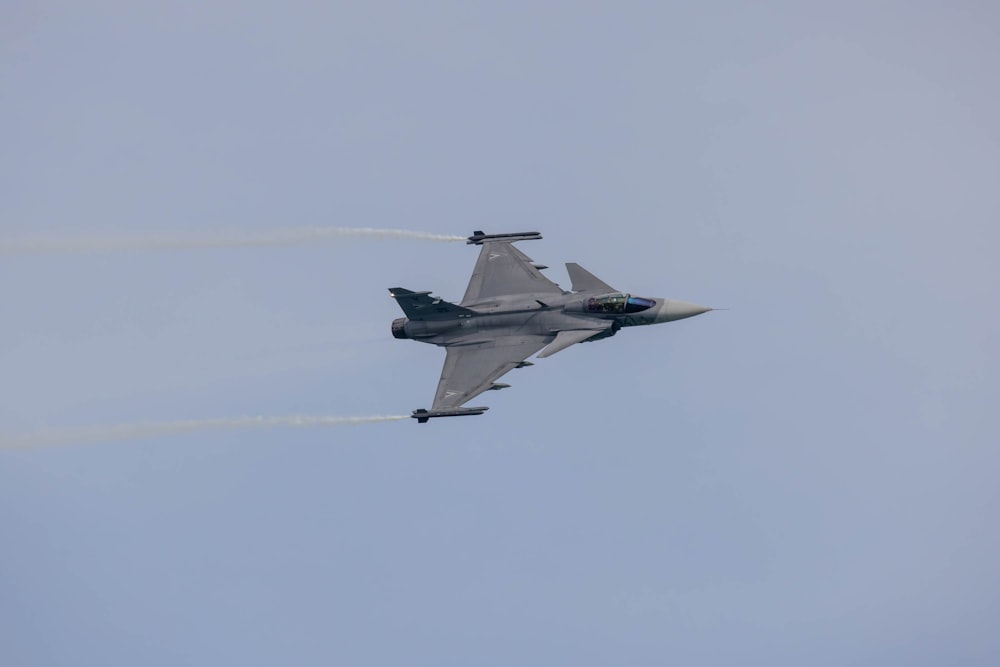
2, 2, 998, 665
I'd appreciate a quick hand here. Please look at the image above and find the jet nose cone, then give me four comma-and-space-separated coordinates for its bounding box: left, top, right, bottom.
656, 299, 712, 322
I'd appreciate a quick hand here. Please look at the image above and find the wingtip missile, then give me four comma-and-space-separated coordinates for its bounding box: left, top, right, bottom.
467, 231, 542, 245
411, 406, 490, 423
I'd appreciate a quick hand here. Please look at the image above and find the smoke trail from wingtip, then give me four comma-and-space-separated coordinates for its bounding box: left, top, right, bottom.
0, 227, 467, 256
0, 415, 410, 449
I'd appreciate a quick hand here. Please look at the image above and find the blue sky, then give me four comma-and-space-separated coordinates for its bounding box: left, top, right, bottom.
2, 2, 998, 665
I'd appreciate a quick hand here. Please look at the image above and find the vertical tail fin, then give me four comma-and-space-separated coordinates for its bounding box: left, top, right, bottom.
388, 288, 475, 320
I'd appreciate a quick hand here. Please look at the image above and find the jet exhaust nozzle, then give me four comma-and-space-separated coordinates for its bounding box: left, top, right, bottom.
391, 317, 409, 339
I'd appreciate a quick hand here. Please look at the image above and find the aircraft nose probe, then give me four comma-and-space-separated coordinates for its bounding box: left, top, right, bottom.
655, 299, 713, 322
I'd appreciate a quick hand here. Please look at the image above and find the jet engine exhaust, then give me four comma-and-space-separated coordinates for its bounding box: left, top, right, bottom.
0, 415, 409, 449
0, 227, 467, 256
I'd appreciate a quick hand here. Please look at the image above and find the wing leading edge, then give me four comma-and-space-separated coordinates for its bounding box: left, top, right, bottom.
461, 232, 563, 305
432, 336, 552, 409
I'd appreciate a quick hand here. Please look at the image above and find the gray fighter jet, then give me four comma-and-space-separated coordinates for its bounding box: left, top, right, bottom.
391, 231, 711, 422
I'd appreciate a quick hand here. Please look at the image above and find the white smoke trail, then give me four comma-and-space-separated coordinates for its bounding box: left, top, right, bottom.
0, 227, 467, 256
0, 415, 409, 449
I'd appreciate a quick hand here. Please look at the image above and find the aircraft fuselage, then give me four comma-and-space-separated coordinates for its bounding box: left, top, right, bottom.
392, 291, 709, 346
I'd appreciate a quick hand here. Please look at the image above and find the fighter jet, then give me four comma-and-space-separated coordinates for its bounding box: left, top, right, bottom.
391, 231, 712, 422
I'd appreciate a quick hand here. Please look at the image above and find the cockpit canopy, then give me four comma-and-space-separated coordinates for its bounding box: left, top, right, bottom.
585, 293, 656, 314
